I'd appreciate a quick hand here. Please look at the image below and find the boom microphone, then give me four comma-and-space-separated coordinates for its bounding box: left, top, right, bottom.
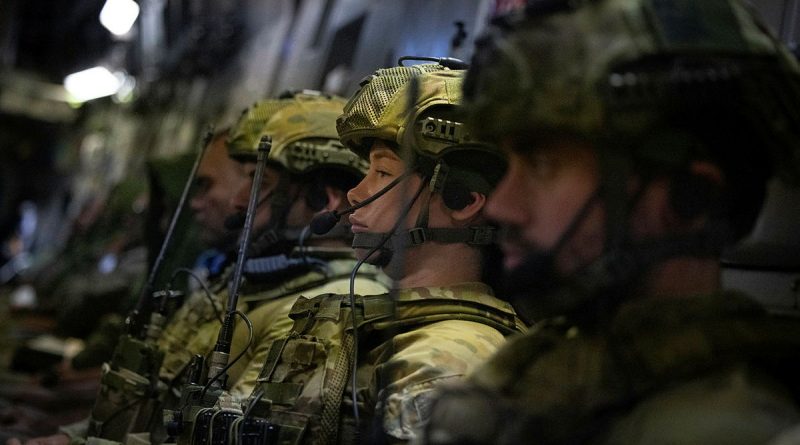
224, 213, 246, 231
309, 170, 415, 235
310, 210, 343, 235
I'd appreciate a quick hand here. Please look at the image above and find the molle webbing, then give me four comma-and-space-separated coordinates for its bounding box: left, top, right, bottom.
288, 290, 524, 336
318, 331, 354, 445
253, 287, 523, 445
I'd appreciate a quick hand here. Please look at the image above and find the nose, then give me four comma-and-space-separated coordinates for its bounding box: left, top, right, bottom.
347, 178, 366, 207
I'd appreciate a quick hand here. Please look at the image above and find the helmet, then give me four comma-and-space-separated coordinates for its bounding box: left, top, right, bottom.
337, 64, 506, 195
228, 92, 367, 177
464, 0, 800, 184
261, 95, 368, 177
334, 63, 507, 256
464, 0, 800, 322
337, 64, 461, 159
227, 99, 292, 161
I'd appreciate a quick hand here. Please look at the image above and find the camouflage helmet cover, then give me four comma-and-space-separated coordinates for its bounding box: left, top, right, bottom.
263, 94, 369, 176
227, 99, 292, 160
337, 64, 507, 194
337, 64, 471, 158
464, 0, 800, 181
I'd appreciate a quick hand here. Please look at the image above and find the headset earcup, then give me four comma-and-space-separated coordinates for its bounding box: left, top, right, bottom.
442, 184, 474, 210
669, 170, 722, 220
305, 182, 329, 211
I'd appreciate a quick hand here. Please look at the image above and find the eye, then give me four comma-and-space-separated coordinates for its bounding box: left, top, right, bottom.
376, 169, 391, 178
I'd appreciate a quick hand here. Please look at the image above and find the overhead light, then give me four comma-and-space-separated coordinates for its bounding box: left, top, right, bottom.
64, 67, 123, 102
99, 0, 140, 36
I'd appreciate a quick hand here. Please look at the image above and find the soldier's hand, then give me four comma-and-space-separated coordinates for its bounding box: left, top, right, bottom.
6, 433, 70, 445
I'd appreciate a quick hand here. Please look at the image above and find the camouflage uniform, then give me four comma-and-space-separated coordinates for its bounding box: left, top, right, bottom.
62, 93, 380, 444
158, 256, 388, 397
228, 257, 388, 398
61, 258, 387, 444
157, 266, 232, 385
248, 282, 525, 443
418, 0, 800, 444
422, 291, 800, 445
236, 66, 525, 444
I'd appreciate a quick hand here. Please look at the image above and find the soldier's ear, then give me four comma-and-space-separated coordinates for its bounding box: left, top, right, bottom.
669, 160, 724, 222
321, 185, 346, 213
449, 191, 486, 225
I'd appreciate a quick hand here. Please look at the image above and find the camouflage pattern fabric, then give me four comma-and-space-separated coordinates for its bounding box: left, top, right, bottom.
158, 257, 386, 399
59, 419, 89, 444
61, 255, 386, 445
228, 258, 388, 398
420, 291, 800, 445
251, 282, 526, 443
157, 267, 233, 384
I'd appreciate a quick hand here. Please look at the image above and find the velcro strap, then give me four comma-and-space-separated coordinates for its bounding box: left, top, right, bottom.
352, 226, 496, 250
362, 294, 395, 322
257, 381, 304, 406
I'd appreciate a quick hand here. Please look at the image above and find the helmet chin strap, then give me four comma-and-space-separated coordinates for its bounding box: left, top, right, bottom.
501, 187, 604, 324
352, 160, 499, 262
241, 169, 355, 259
503, 146, 638, 325
504, 157, 730, 326
355, 179, 429, 267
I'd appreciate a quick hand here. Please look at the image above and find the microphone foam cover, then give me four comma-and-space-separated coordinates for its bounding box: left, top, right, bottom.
310, 211, 340, 235
224, 213, 246, 230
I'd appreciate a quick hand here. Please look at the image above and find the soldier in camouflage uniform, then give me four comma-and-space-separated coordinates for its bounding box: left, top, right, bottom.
184, 127, 245, 281
17, 93, 387, 445
236, 65, 526, 444
419, 1, 800, 444
158, 92, 388, 402
7, 131, 239, 445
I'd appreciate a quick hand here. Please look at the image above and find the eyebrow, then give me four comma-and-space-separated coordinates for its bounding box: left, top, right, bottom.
370, 149, 399, 162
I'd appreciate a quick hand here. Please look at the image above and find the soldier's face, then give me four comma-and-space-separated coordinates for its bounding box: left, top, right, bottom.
346, 140, 426, 263
190, 137, 246, 247
485, 138, 605, 276
231, 163, 284, 233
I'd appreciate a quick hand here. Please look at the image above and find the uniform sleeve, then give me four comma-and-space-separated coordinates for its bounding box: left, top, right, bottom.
372, 320, 506, 441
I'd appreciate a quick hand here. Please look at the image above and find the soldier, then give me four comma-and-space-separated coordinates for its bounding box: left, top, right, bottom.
237, 64, 525, 444
154, 93, 389, 440
13, 93, 389, 445
211, 92, 390, 398
65, 129, 240, 372
186, 128, 245, 281
420, 0, 800, 444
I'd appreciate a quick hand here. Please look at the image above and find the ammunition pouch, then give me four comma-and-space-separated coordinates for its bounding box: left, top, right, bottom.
87, 334, 166, 441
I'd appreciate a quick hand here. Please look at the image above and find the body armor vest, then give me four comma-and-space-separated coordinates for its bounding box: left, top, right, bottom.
246, 283, 526, 444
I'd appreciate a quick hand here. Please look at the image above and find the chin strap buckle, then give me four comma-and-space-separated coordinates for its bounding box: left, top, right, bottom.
468, 226, 496, 245
408, 228, 428, 245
